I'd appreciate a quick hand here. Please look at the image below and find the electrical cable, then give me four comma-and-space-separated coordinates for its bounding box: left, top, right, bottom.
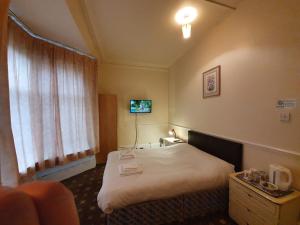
133, 113, 138, 149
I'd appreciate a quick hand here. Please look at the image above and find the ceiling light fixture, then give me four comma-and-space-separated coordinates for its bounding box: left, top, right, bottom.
175, 6, 198, 39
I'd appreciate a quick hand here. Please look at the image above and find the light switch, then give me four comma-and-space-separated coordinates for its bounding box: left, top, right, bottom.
280, 111, 290, 122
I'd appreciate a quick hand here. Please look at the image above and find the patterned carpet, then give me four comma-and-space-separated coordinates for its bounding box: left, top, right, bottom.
61, 164, 237, 225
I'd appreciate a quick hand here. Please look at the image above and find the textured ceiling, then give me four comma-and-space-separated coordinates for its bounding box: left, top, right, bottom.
84, 0, 242, 68
9, 0, 242, 68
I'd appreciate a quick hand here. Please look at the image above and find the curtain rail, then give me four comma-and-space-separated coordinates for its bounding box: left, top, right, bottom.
204, 0, 236, 10
8, 10, 96, 60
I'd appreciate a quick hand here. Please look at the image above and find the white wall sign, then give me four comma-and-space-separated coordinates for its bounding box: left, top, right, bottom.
276, 99, 297, 109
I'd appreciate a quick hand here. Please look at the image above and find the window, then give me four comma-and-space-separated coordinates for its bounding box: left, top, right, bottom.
7, 19, 98, 174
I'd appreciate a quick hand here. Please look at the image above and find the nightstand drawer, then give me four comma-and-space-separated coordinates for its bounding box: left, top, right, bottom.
229, 200, 277, 225
229, 201, 248, 225
230, 179, 279, 218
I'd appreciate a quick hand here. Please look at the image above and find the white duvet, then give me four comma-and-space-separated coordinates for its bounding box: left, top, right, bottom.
97, 143, 234, 214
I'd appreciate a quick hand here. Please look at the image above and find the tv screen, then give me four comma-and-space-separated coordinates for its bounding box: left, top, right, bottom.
130, 100, 152, 113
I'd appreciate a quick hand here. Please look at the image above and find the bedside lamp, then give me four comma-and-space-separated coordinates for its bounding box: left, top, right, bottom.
168, 129, 176, 138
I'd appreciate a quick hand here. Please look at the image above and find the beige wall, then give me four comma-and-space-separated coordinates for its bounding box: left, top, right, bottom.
99, 63, 168, 147
169, 0, 300, 188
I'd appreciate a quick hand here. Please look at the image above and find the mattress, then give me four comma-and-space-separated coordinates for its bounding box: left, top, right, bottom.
97, 143, 234, 214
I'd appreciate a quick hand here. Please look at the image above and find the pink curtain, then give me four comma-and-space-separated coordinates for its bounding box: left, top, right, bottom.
7, 19, 98, 177
0, 0, 20, 186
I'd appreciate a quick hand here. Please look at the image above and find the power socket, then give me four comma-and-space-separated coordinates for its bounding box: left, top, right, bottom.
280, 111, 290, 122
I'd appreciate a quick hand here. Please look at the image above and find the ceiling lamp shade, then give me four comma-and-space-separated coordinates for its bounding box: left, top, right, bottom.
175, 6, 198, 39
182, 24, 191, 39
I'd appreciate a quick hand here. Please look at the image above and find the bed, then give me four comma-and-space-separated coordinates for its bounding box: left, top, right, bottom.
97, 130, 243, 225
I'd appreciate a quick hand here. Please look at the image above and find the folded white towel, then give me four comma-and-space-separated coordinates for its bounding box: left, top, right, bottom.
122, 162, 139, 171
120, 149, 135, 155
118, 163, 143, 176
119, 149, 136, 160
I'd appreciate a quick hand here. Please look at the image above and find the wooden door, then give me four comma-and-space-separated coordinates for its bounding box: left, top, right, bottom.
96, 94, 117, 163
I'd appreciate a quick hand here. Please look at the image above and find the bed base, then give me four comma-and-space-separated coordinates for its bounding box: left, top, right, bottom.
106, 186, 228, 225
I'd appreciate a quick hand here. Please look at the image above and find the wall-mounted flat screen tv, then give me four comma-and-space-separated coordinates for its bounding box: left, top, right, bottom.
130, 100, 152, 113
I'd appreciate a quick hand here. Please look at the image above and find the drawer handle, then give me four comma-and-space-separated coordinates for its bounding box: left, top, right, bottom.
247, 208, 251, 212
247, 193, 252, 198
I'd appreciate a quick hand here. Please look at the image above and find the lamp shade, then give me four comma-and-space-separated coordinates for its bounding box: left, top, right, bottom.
168, 129, 176, 138
182, 24, 191, 39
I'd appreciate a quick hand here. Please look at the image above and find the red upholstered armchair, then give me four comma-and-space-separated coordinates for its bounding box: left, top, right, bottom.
0, 181, 80, 225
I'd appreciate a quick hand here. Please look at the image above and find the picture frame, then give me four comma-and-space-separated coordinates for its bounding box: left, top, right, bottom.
203, 65, 221, 98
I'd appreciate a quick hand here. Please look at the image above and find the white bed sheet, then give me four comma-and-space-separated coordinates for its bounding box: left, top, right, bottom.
97, 143, 234, 214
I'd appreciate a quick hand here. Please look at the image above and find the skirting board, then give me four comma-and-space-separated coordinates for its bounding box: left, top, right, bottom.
169, 123, 300, 190
35, 156, 96, 181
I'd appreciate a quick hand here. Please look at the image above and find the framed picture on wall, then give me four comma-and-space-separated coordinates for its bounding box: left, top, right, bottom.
203, 65, 221, 98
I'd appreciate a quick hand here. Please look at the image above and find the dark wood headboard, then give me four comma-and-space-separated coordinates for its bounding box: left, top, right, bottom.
188, 130, 243, 172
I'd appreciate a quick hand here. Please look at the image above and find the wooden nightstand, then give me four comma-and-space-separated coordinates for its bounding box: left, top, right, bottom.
229, 173, 300, 225
161, 137, 185, 147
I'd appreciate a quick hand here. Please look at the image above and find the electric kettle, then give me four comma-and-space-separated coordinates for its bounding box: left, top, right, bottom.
269, 164, 292, 191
